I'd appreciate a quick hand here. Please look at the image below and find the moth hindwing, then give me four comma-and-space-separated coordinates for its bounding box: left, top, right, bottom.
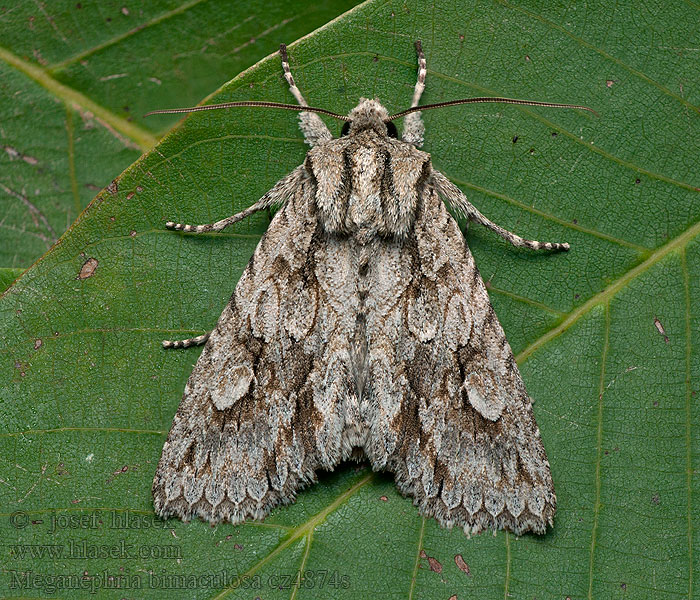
152, 41, 588, 536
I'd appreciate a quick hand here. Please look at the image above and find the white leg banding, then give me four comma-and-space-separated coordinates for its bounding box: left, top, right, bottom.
432, 171, 570, 251
162, 332, 210, 349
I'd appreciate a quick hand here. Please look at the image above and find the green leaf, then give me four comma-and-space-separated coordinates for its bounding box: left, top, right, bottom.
1, 1, 698, 599
0, 268, 25, 293
0, 0, 359, 268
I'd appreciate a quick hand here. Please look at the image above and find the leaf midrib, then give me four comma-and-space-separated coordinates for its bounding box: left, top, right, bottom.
515, 216, 700, 364
211, 473, 375, 599
0, 44, 156, 151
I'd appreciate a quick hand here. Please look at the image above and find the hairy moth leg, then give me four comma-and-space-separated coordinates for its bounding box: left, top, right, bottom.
165, 166, 304, 233
162, 332, 210, 349
162, 167, 305, 347
432, 171, 570, 251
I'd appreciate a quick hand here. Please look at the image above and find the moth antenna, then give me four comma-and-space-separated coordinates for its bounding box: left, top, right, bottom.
144, 101, 350, 121
389, 97, 598, 120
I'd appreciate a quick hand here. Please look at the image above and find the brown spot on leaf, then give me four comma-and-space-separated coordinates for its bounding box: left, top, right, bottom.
379, 495, 388, 501
419, 549, 442, 572
106, 180, 118, 195
651, 493, 660, 505
34, 339, 42, 350
77, 257, 98, 279
129, 230, 137, 237
454, 554, 470, 575
449, 596, 457, 600
654, 316, 669, 343
606, 80, 616, 88
126, 192, 135, 200
427, 556, 442, 573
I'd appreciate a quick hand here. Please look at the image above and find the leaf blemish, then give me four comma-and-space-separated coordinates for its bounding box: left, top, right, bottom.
77, 257, 98, 280
653, 316, 669, 343
107, 180, 118, 195
419, 550, 443, 573
4, 145, 39, 165
454, 554, 471, 575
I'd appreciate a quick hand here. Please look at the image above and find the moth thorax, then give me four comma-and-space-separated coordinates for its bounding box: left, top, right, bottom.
310, 140, 420, 242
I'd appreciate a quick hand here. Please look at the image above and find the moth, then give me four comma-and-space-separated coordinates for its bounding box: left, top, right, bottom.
149, 42, 594, 536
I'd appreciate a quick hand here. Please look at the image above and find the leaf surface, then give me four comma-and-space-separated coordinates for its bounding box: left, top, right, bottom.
1, 1, 698, 598
0, 0, 359, 267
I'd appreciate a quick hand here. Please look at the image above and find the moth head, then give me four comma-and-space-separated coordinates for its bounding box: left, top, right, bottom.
340, 98, 397, 138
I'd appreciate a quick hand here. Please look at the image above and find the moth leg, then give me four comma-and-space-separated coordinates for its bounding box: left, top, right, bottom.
166, 166, 304, 233
162, 332, 210, 349
279, 43, 332, 147
402, 40, 427, 147
432, 170, 570, 251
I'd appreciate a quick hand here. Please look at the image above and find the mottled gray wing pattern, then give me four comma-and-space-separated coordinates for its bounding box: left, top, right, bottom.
363, 174, 556, 535
152, 170, 361, 524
